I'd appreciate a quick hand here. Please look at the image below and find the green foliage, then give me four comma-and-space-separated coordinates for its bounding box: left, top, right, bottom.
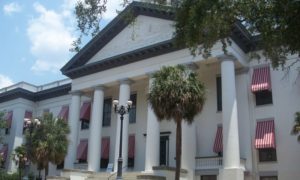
175, 0, 300, 69
11, 145, 27, 169
0, 170, 19, 180
25, 113, 69, 176
149, 65, 206, 123
291, 112, 300, 142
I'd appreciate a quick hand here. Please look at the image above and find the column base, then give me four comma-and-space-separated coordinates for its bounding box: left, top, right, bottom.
219, 168, 244, 180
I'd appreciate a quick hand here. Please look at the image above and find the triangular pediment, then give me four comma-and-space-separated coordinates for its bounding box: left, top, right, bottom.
87, 15, 174, 64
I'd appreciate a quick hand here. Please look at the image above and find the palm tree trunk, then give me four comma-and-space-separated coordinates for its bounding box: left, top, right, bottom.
175, 120, 182, 180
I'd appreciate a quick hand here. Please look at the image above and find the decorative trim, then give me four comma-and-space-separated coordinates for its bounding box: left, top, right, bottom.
61, 1, 257, 79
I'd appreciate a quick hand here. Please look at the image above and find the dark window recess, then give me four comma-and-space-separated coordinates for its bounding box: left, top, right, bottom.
57, 161, 64, 169
102, 98, 112, 127
81, 120, 90, 130
201, 175, 217, 180
128, 157, 134, 168
259, 148, 277, 162
5, 128, 10, 135
255, 90, 273, 106
216, 76, 222, 111
100, 158, 109, 169
78, 159, 87, 163
260, 176, 278, 180
129, 94, 137, 124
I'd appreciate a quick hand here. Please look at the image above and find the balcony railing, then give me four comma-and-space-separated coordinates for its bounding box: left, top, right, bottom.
195, 156, 246, 170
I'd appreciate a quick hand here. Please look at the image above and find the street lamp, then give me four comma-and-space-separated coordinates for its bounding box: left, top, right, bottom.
113, 99, 132, 180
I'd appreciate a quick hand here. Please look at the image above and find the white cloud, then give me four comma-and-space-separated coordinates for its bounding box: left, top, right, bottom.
27, 2, 75, 74
3, 2, 22, 15
103, 0, 125, 20
0, 75, 14, 89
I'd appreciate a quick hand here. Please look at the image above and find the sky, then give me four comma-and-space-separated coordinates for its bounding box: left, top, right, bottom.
0, 0, 126, 88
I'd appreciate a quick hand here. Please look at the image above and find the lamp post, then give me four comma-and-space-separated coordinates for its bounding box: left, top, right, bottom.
113, 99, 132, 180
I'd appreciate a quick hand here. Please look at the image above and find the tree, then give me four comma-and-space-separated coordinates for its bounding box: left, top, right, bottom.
291, 112, 300, 141
148, 65, 206, 180
11, 145, 28, 180
0, 111, 8, 165
25, 113, 69, 179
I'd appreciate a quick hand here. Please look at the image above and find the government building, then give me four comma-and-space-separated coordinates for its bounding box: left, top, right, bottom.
0, 1, 300, 180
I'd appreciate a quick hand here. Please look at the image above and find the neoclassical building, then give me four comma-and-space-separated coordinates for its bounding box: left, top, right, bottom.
1, 2, 300, 180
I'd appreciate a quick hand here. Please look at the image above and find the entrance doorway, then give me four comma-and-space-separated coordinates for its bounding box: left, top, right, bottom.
159, 136, 169, 166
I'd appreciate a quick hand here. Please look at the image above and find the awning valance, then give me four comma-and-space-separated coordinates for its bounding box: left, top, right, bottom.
80, 102, 91, 121
255, 120, 276, 149
251, 66, 272, 92
58, 105, 69, 121
128, 135, 135, 158
24, 111, 32, 119
77, 139, 88, 160
101, 137, 110, 159
213, 126, 223, 153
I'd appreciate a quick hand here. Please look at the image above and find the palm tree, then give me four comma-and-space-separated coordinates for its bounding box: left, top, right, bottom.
291, 112, 300, 141
25, 113, 69, 179
149, 65, 206, 180
11, 145, 27, 180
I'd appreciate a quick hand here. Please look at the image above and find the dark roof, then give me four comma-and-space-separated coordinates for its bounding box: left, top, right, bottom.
61, 1, 257, 79
0, 83, 71, 103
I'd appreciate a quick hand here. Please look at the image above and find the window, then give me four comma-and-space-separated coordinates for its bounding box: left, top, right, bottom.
5, 128, 10, 135
216, 76, 222, 111
260, 176, 277, 180
81, 121, 90, 130
259, 148, 277, 162
255, 90, 273, 106
129, 94, 137, 124
100, 158, 109, 169
128, 135, 135, 168
201, 175, 217, 180
102, 98, 112, 127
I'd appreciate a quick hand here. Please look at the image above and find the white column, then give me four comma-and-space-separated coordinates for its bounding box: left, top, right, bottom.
219, 56, 244, 180
88, 86, 105, 172
182, 121, 196, 180
144, 77, 160, 172
64, 91, 81, 169
114, 79, 131, 171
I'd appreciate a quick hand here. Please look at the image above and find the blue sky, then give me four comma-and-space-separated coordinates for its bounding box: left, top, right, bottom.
0, 0, 124, 88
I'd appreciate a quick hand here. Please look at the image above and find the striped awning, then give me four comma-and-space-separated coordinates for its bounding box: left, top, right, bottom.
5, 111, 13, 128
213, 126, 223, 153
77, 139, 88, 160
80, 102, 91, 121
255, 120, 276, 149
24, 111, 33, 119
128, 135, 135, 158
101, 137, 110, 159
251, 66, 272, 92
0, 144, 8, 161
58, 105, 69, 121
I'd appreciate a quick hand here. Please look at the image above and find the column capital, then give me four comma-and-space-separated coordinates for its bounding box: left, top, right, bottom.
69, 90, 81, 96
119, 78, 133, 85
218, 54, 237, 62
92, 85, 105, 91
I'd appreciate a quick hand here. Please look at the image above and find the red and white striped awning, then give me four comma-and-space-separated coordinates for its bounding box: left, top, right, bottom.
255, 120, 276, 149
24, 111, 32, 119
251, 66, 272, 92
128, 135, 135, 158
5, 111, 13, 128
58, 105, 69, 121
80, 102, 91, 121
213, 126, 223, 153
77, 139, 88, 160
101, 137, 110, 159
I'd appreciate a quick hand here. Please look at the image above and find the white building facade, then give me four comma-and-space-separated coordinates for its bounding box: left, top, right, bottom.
1, 2, 300, 180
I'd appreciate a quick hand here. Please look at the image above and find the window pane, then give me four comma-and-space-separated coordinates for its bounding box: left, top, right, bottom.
259, 148, 277, 162
201, 175, 217, 180
129, 94, 137, 123
216, 76, 222, 111
260, 176, 277, 180
102, 98, 112, 127
255, 90, 273, 106
81, 121, 90, 130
